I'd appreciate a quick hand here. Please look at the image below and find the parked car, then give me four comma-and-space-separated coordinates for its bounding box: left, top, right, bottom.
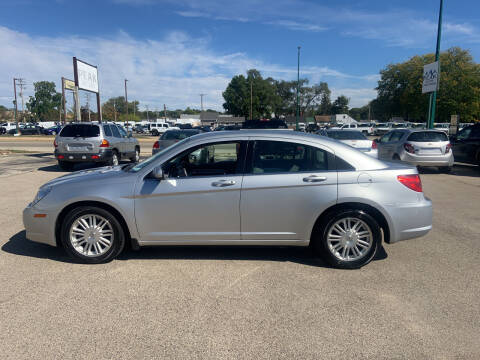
54, 122, 140, 170
306, 123, 320, 133
150, 122, 179, 136
374, 123, 392, 136
318, 129, 377, 158
8, 124, 43, 135
356, 123, 375, 135
193, 125, 212, 132
243, 119, 288, 129
43, 125, 63, 135
450, 123, 480, 166
377, 129, 453, 172
176, 123, 193, 130
214, 125, 241, 131
152, 129, 202, 154
24, 130, 432, 268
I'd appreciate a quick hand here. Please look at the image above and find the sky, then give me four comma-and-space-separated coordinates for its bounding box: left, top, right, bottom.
0, 0, 479, 112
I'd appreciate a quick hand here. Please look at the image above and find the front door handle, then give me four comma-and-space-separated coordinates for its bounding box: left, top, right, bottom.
211, 180, 236, 187
303, 175, 327, 183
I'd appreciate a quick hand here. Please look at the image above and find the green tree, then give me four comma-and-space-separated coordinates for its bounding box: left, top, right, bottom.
376, 47, 480, 122
102, 96, 139, 121
331, 95, 350, 114
26, 81, 62, 121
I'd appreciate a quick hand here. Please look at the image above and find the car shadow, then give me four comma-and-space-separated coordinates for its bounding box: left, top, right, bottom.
418, 163, 479, 178
3, 230, 388, 268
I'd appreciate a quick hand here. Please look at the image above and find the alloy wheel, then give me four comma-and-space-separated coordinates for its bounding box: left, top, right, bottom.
69, 214, 114, 257
326, 217, 373, 262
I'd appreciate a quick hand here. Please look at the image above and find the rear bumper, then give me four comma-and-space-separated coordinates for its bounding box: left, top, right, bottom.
55, 149, 113, 162
401, 152, 454, 167
386, 197, 433, 243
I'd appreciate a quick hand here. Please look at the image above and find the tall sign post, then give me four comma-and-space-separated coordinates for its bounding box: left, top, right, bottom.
61, 78, 76, 123
424, 0, 444, 129
73, 57, 101, 122
296, 46, 301, 131
124, 79, 129, 127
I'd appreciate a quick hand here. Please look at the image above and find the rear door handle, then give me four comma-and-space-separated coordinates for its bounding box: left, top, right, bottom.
211, 180, 236, 187
303, 175, 327, 183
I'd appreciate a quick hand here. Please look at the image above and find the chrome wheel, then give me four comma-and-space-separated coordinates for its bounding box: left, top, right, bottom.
69, 214, 114, 257
134, 149, 140, 162
326, 217, 373, 262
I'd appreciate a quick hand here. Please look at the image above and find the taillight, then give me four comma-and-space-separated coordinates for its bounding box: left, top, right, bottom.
371, 140, 377, 149
153, 141, 159, 149
53, 139, 58, 148
100, 139, 109, 148
397, 174, 422, 192
445, 143, 451, 153
404, 143, 415, 154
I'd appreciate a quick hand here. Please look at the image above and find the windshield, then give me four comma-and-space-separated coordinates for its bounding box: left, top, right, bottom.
129, 137, 190, 173
407, 131, 448, 142
327, 131, 367, 140
60, 124, 100, 138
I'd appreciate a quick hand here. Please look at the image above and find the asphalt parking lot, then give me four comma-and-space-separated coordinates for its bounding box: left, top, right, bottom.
0, 146, 479, 359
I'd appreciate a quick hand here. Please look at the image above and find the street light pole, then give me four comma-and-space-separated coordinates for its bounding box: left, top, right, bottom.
296, 46, 301, 131
124, 79, 129, 127
428, 0, 443, 129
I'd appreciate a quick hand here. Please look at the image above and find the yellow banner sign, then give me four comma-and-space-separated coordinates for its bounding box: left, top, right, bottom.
64, 79, 75, 91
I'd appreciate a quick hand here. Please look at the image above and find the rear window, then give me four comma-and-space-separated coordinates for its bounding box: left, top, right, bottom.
162, 130, 200, 140
407, 131, 448, 142
327, 131, 367, 140
60, 124, 100, 138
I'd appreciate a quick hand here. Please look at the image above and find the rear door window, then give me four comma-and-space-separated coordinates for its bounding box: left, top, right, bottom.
379, 132, 392, 143
103, 125, 112, 137
389, 131, 404, 142
248, 140, 329, 174
118, 126, 127, 137
60, 125, 100, 138
111, 125, 121, 138
407, 131, 448, 142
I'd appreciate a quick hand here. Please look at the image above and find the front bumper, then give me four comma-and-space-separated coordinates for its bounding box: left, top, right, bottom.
55, 149, 113, 163
23, 204, 57, 246
386, 197, 433, 243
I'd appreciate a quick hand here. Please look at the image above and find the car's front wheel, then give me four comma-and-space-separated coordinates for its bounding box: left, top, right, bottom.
61, 206, 125, 264
312, 209, 381, 269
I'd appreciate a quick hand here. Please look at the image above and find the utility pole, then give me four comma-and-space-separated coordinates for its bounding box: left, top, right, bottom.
146, 105, 149, 121
164, 104, 167, 122
199, 94, 206, 112
296, 46, 301, 131
61, 77, 66, 124
124, 79, 129, 127
250, 81, 253, 120
85, 93, 91, 121
13, 78, 18, 132
113, 98, 117, 122
427, 0, 443, 129
17, 78, 26, 123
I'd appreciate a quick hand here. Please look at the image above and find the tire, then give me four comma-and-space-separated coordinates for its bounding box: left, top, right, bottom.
130, 147, 140, 163
60, 206, 125, 264
392, 154, 401, 161
312, 209, 381, 269
58, 161, 74, 171
151, 130, 159, 136
108, 150, 119, 166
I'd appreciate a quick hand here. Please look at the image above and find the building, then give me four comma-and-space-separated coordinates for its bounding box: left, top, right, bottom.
200, 111, 219, 126
217, 115, 245, 125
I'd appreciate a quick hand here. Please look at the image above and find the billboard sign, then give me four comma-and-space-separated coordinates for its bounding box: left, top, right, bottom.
74, 58, 99, 93
422, 61, 440, 94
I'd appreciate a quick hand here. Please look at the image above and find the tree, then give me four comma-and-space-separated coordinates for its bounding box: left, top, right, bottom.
318, 85, 332, 115
375, 47, 480, 122
331, 95, 350, 114
26, 81, 62, 121
349, 104, 370, 121
102, 96, 140, 122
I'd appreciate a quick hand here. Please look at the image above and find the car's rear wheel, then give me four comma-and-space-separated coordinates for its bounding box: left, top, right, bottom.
312, 209, 381, 269
108, 150, 119, 166
61, 206, 125, 264
58, 161, 74, 171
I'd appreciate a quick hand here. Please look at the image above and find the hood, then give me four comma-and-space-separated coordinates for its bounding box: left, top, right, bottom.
44, 165, 131, 188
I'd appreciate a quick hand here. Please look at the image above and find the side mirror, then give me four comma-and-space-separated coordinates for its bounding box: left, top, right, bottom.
151, 166, 165, 180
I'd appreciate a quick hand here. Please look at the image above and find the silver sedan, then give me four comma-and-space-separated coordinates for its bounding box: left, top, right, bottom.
23, 130, 432, 269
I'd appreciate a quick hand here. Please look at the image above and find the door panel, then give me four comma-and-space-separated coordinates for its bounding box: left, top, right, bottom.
135, 176, 242, 242
240, 140, 337, 241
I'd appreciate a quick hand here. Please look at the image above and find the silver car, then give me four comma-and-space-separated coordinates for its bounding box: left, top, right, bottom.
24, 130, 432, 269
318, 129, 378, 158
152, 129, 202, 154
55, 122, 140, 170
377, 129, 453, 172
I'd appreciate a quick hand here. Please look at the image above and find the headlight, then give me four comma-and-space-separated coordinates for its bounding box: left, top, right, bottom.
32, 186, 52, 206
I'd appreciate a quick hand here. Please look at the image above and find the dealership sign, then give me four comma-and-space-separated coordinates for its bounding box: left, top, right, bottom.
422, 61, 440, 94
73, 57, 99, 93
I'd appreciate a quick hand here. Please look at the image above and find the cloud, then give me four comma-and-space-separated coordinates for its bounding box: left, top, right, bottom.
117, 0, 480, 47
0, 25, 377, 111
